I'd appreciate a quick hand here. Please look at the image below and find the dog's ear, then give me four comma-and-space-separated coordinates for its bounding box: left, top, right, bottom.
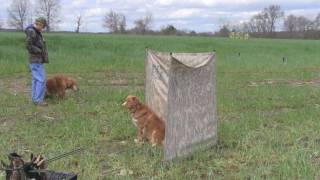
130, 96, 137, 105
132, 96, 141, 108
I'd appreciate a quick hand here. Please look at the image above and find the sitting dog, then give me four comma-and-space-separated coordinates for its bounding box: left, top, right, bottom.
122, 95, 165, 146
45, 75, 78, 98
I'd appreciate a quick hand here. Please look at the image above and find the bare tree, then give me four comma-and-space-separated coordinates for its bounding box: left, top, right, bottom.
75, 13, 83, 33
161, 24, 177, 35
103, 10, 118, 33
262, 5, 284, 33
250, 13, 268, 33
118, 14, 126, 33
27, 6, 34, 26
297, 16, 312, 31
7, 0, 30, 30
36, 0, 61, 32
240, 5, 283, 34
0, 15, 3, 29
284, 15, 312, 32
313, 13, 320, 30
283, 15, 296, 32
103, 10, 126, 33
133, 12, 153, 34
218, 25, 230, 37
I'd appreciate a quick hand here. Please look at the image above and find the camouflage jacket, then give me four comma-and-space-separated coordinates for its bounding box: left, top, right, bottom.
25, 25, 49, 64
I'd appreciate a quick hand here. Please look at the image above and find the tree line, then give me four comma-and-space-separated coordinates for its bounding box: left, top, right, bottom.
102, 11, 154, 35
0, 0, 185, 35
2, 0, 60, 32
217, 5, 320, 39
0, 0, 157, 34
1, 1, 319, 39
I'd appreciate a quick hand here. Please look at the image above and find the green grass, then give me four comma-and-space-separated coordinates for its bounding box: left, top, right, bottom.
1, 31, 320, 179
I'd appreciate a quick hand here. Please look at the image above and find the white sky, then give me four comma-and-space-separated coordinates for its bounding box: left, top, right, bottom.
0, 0, 319, 32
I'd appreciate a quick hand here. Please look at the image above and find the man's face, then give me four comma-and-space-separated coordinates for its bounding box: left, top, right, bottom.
35, 22, 45, 31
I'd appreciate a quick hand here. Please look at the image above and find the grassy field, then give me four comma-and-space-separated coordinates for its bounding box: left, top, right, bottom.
1, 31, 320, 179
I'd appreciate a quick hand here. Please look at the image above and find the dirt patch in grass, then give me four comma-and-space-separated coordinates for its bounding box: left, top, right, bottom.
26, 110, 60, 122
0, 74, 30, 98
222, 71, 292, 75
258, 107, 302, 119
302, 67, 320, 72
248, 78, 320, 87
0, 117, 16, 131
0, 71, 145, 97
48, 71, 145, 88
83, 72, 144, 88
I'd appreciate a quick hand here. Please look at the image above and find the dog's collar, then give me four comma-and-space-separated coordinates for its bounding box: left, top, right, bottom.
133, 110, 149, 119
129, 107, 137, 113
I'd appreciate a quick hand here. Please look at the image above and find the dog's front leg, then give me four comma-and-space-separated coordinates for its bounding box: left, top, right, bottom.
44, 91, 50, 99
58, 89, 67, 98
135, 125, 144, 143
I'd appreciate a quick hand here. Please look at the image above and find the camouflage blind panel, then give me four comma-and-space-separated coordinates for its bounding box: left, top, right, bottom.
145, 49, 218, 161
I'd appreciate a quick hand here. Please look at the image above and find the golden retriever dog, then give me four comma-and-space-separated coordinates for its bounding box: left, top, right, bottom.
45, 75, 78, 98
122, 95, 165, 146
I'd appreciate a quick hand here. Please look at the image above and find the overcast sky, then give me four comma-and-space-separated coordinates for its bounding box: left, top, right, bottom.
0, 0, 319, 32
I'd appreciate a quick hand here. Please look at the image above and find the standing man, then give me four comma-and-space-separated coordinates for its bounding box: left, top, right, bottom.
25, 17, 49, 106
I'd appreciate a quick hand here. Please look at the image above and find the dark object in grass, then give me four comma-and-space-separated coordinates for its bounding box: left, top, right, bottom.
1, 156, 78, 180
0, 153, 47, 180
1, 149, 82, 180
47, 171, 77, 180
26, 170, 78, 180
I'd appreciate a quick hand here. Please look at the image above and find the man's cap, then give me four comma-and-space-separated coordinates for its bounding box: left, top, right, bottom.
35, 17, 47, 27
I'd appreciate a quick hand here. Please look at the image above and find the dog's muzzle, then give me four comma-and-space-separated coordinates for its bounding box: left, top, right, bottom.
122, 101, 127, 106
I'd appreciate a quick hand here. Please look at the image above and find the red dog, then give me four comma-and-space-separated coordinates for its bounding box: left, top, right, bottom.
122, 95, 165, 146
45, 75, 78, 98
